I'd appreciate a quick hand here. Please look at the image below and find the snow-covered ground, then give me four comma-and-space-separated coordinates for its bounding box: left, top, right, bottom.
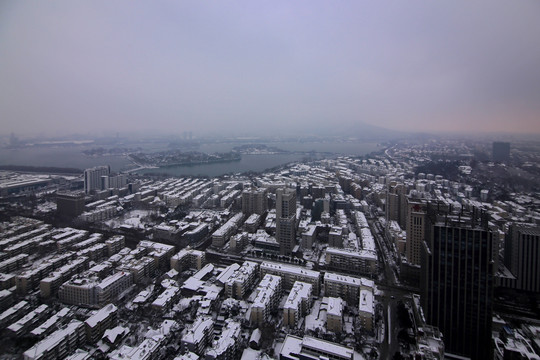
105, 209, 154, 229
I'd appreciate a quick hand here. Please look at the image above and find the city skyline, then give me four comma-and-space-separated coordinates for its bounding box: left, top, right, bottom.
1, 1, 540, 137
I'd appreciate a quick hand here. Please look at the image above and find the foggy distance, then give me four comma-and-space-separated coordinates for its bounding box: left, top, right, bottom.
1, 3, 540, 360
1, 1, 540, 137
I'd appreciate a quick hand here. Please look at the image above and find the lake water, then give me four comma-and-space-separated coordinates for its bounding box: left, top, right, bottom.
0, 147, 131, 172
0, 140, 382, 176
137, 153, 308, 177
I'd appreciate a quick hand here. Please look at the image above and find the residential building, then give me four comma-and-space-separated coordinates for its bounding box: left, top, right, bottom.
276, 188, 297, 255
260, 261, 320, 294
224, 261, 258, 299
23, 320, 86, 360
84, 303, 118, 344
84, 166, 110, 194
250, 274, 282, 325
280, 335, 360, 360
324, 272, 373, 306
326, 297, 343, 334
181, 317, 214, 356
283, 281, 313, 328
242, 188, 268, 215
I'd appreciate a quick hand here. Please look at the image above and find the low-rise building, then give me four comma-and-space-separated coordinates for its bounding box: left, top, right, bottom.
224, 261, 258, 299
283, 281, 313, 328
212, 213, 244, 247
358, 288, 374, 332
324, 272, 373, 306
250, 274, 282, 325
170, 248, 206, 272
260, 261, 320, 294
181, 317, 214, 356
23, 320, 86, 360
6, 304, 49, 337
151, 286, 180, 312
325, 247, 377, 277
85, 303, 118, 344
280, 335, 361, 360
326, 297, 343, 334
205, 319, 241, 360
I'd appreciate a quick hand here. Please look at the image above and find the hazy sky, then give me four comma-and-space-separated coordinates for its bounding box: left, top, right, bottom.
1, 1, 539, 137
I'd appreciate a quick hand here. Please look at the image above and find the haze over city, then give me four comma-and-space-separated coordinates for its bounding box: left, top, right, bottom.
1, 1, 540, 137
2, 3, 540, 360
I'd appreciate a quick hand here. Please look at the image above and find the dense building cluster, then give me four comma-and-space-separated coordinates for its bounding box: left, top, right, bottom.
0, 138, 539, 359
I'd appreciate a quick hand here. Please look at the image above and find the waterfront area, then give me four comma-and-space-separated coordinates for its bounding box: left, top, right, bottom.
0, 136, 538, 359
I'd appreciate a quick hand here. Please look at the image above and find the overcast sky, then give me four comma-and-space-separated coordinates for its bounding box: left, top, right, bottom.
1, 1, 539, 137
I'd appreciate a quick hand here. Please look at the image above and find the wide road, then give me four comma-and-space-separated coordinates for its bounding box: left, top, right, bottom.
369, 217, 416, 359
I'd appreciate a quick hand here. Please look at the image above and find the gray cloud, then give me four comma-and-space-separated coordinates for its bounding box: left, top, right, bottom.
1, 1, 539, 137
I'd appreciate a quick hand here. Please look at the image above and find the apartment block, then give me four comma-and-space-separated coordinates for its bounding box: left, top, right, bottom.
250, 274, 282, 325
224, 261, 258, 299
260, 261, 320, 294
283, 281, 313, 328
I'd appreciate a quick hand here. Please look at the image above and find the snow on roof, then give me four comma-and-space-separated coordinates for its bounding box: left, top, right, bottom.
252, 274, 281, 308
193, 263, 214, 280
279, 335, 303, 358
182, 317, 213, 345
359, 289, 374, 314
0, 300, 28, 321
152, 287, 179, 307
225, 261, 257, 286
324, 272, 374, 289
216, 263, 241, 284
103, 326, 130, 344
85, 303, 117, 328
206, 320, 241, 357
30, 308, 71, 337
302, 335, 354, 359
7, 304, 48, 332
326, 247, 377, 260
284, 281, 312, 311
182, 277, 204, 292
261, 261, 319, 279
212, 212, 243, 237
97, 271, 130, 291
174, 352, 199, 360
23, 320, 84, 359
327, 297, 343, 317
64, 350, 92, 360
145, 320, 179, 340
138, 240, 175, 253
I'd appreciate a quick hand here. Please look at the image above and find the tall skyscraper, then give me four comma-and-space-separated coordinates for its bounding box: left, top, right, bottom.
84, 165, 110, 194
421, 209, 496, 359
386, 182, 408, 228
276, 188, 297, 256
504, 224, 540, 293
406, 198, 427, 266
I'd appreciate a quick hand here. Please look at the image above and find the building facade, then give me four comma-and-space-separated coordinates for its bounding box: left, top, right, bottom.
421, 213, 496, 359
276, 188, 297, 255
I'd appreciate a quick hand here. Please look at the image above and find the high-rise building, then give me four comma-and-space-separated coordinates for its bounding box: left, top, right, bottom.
504, 224, 540, 293
421, 209, 496, 359
84, 166, 110, 194
56, 192, 85, 218
276, 188, 297, 255
492, 141, 510, 162
241, 188, 268, 215
406, 199, 427, 266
